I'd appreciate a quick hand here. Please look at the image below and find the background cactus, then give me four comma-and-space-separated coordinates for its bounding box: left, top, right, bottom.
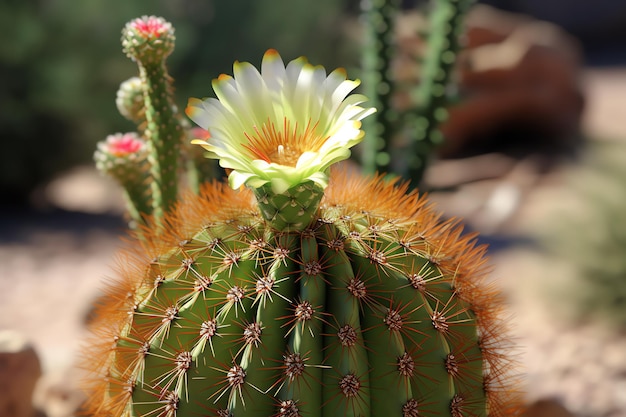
360, 0, 400, 175
540, 140, 626, 329
359, 0, 475, 187
405, 0, 475, 184
83, 44, 519, 416
120, 16, 184, 223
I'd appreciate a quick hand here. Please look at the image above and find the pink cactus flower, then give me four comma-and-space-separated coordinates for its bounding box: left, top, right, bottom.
128, 16, 171, 39
106, 133, 145, 157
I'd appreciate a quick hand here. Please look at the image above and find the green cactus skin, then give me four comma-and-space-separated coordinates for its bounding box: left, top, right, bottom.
359, 0, 474, 186
121, 16, 185, 222
84, 170, 519, 417
360, 0, 400, 175
405, 0, 474, 184
116, 78, 219, 198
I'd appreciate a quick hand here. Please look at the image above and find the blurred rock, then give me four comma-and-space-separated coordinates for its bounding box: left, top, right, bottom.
439, 4, 585, 158
395, 5, 585, 160
480, 0, 626, 66
33, 165, 125, 215
0, 330, 42, 417
521, 399, 574, 417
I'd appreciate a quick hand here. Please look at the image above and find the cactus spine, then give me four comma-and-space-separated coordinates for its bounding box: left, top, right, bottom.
84, 48, 519, 417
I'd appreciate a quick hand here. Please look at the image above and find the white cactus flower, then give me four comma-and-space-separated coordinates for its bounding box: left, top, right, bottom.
186, 49, 376, 194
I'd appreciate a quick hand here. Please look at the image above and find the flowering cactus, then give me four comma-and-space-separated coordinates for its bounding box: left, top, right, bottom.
94, 132, 151, 226
84, 48, 519, 417
121, 15, 185, 221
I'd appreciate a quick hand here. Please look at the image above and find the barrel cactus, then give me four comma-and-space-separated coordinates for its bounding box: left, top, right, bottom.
84, 49, 518, 417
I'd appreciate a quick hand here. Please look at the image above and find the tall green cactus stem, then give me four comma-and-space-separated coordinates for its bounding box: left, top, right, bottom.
122, 16, 185, 223
360, 0, 400, 175
94, 132, 152, 226
405, 0, 474, 184
84, 50, 519, 417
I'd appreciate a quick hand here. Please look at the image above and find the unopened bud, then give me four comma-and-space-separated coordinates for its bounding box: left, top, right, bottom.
121, 16, 175, 65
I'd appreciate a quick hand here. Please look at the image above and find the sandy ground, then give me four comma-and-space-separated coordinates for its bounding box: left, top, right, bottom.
2, 68, 626, 417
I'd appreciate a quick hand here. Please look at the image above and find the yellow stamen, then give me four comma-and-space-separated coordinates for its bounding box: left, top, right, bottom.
243, 118, 328, 166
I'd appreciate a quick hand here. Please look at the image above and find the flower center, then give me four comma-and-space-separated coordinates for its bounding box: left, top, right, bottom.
243, 118, 327, 167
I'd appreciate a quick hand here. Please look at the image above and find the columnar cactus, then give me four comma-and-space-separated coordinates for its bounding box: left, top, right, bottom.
359, 0, 475, 186
360, 0, 400, 175
96, 16, 218, 228
121, 16, 185, 222
406, 0, 475, 183
84, 50, 519, 417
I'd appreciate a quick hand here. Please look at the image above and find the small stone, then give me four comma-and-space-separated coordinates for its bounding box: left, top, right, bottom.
0, 330, 42, 417
521, 398, 574, 417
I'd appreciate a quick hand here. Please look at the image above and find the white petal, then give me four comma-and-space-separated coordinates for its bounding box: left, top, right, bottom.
229, 170, 256, 189
233, 61, 276, 126
261, 49, 286, 93
295, 151, 321, 169
305, 171, 329, 189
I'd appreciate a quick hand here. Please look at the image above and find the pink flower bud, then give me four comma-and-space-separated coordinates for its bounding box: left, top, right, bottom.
105, 133, 145, 157
128, 16, 172, 40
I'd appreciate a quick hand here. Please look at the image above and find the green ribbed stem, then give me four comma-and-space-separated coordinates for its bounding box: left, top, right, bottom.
119, 178, 152, 227
252, 181, 324, 232
405, 0, 474, 185
140, 61, 183, 221
360, 0, 400, 175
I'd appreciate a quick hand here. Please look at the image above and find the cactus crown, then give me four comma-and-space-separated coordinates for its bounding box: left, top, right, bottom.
93, 133, 148, 184
186, 50, 376, 233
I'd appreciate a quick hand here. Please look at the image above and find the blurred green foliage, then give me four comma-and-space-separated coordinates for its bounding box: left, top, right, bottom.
544, 140, 626, 329
0, 0, 360, 203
